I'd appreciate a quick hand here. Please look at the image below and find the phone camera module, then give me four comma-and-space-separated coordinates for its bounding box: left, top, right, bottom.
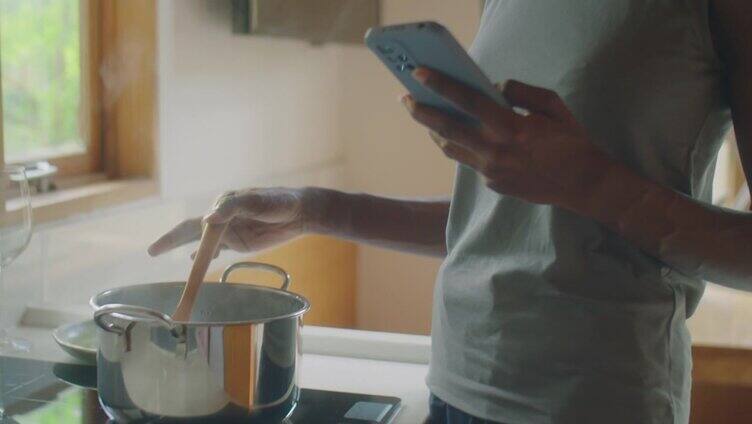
377, 45, 395, 55
397, 63, 415, 72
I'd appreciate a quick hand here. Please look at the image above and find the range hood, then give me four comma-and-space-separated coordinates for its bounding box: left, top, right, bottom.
231, 0, 380, 45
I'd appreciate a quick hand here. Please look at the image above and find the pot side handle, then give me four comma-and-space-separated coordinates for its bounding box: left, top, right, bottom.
220, 261, 291, 291
94, 304, 183, 338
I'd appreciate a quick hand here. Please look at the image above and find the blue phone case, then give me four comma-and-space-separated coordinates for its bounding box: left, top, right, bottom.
365, 21, 507, 123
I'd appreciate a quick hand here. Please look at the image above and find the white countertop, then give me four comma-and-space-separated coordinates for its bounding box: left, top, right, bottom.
301, 354, 428, 423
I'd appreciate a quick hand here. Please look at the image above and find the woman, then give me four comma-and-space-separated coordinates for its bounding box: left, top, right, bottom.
150, 1, 752, 422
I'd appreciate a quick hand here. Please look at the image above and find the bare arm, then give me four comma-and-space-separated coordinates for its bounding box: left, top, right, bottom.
582, 0, 752, 290
305, 188, 449, 257
149, 187, 450, 258
585, 164, 752, 290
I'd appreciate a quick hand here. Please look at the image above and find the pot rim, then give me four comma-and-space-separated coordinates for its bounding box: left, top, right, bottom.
90, 281, 311, 326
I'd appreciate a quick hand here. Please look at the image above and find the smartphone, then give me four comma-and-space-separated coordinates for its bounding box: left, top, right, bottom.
365, 21, 507, 123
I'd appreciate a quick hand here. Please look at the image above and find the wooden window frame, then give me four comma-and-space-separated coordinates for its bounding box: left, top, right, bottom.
97, 0, 156, 180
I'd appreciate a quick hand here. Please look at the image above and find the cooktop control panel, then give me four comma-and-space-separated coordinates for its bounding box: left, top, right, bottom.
345, 401, 395, 421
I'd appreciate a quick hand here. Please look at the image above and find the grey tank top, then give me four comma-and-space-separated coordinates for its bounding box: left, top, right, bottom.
428, 1, 732, 423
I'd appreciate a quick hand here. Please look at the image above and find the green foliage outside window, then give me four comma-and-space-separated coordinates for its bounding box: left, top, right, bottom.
0, 0, 83, 163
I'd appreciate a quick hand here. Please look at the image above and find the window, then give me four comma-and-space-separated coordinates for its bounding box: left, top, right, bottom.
0, 0, 155, 224
0, 0, 156, 184
0, 0, 100, 176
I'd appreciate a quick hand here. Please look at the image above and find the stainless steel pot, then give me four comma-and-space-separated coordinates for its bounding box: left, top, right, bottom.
90, 262, 310, 423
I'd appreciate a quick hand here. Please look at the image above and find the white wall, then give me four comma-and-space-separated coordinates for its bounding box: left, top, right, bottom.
158, 0, 346, 199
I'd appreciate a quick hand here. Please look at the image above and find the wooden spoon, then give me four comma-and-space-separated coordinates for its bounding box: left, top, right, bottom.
172, 222, 228, 322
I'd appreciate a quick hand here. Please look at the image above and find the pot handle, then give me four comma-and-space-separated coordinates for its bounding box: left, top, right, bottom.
220, 261, 291, 291
94, 304, 182, 338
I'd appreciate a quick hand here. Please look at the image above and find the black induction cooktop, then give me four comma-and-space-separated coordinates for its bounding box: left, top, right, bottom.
0, 356, 401, 423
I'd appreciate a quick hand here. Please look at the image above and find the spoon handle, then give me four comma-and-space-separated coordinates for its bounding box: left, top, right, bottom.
173, 222, 228, 322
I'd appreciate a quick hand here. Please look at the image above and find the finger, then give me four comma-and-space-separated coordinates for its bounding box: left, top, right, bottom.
412, 67, 518, 127
148, 218, 202, 256
500, 80, 573, 122
429, 131, 484, 168
432, 130, 518, 179
403, 96, 496, 155
223, 223, 252, 252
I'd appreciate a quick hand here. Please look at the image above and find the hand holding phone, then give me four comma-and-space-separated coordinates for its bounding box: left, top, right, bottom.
365, 21, 507, 123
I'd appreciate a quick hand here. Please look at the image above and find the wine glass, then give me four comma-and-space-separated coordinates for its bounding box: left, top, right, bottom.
0, 166, 32, 418
0, 166, 32, 351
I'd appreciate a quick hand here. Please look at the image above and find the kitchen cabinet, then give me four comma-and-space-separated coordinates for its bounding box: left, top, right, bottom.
231, 0, 379, 44
691, 345, 752, 423
206, 234, 358, 328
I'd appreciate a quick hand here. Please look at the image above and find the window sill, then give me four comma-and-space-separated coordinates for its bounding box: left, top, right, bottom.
29, 176, 158, 224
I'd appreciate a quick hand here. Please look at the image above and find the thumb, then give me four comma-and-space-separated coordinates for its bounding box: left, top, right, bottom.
499, 80, 571, 122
